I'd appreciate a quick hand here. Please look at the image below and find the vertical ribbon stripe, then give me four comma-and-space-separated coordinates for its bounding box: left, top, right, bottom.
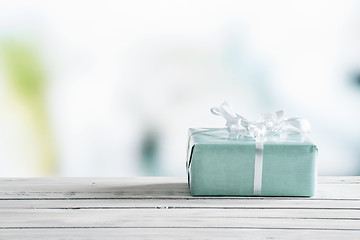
253, 139, 264, 195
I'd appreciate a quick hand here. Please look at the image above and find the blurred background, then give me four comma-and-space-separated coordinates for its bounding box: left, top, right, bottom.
0, 0, 359, 177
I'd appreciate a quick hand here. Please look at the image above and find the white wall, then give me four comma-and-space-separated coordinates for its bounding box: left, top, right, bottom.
0, 0, 359, 176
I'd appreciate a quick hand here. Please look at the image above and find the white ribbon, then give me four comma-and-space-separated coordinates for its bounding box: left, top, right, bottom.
211, 101, 311, 195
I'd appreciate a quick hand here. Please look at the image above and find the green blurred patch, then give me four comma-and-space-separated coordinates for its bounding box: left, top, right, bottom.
1, 41, 45, 100
0, 40, 56, 176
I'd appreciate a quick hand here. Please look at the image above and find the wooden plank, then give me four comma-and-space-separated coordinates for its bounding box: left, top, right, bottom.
0, 176, 356, 184
2, 208, 360, 220
0, 177, 359, 200
0, 209, 359, 230
0, 199, 359, 210
0, 228, 359, 240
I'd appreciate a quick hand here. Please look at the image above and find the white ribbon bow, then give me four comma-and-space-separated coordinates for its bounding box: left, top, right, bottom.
211, 101, 311, 139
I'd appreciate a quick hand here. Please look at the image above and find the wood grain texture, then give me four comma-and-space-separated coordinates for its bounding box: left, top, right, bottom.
0, 177, 359, 239
0, 177, 359, 199
1, 228, 360, 240
1, 198, 359, 209
1, 209, 360, 229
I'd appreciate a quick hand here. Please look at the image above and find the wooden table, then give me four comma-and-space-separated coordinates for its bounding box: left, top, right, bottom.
0, 177, 359, 239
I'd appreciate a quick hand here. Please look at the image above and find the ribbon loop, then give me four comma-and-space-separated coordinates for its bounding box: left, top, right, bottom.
211, 101, 247, 135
